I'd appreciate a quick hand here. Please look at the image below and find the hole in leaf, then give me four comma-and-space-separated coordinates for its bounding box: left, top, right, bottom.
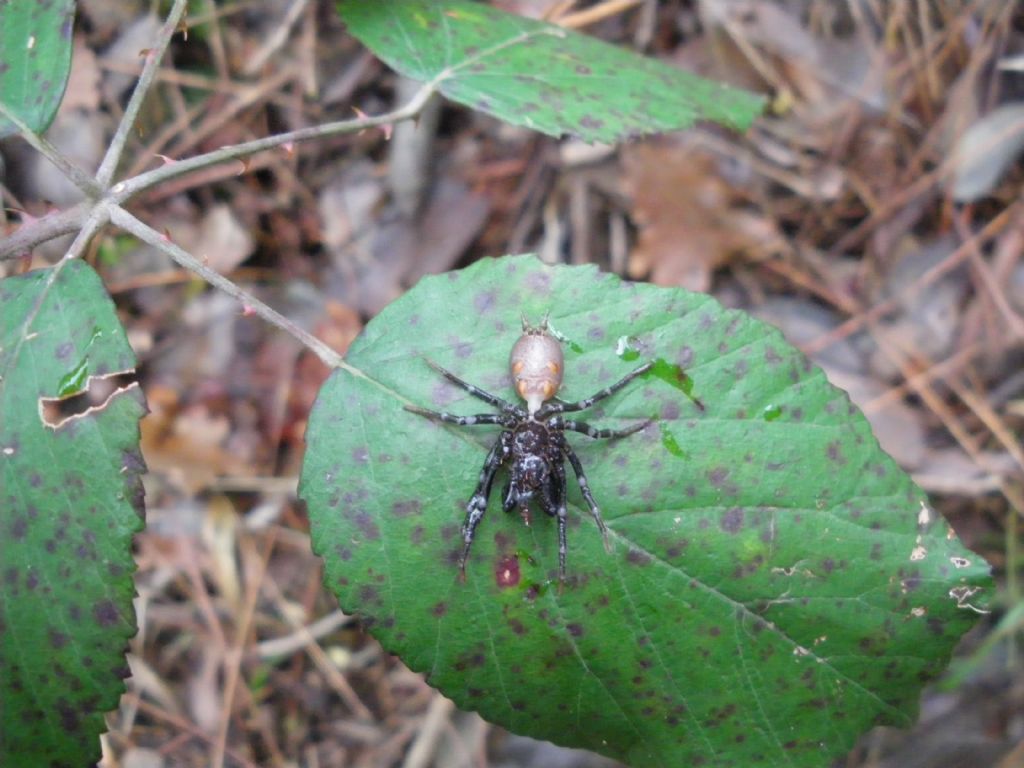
40, 371, 139, 429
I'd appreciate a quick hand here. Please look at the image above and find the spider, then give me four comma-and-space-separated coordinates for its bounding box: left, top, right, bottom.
406, 316, 652, 584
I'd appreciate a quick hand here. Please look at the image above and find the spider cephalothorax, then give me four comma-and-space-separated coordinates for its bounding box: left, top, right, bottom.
406, 316, 651, 584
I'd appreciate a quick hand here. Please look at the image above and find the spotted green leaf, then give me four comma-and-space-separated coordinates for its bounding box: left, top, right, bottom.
300, 255, 990, 767
0, 261, 146, 767
339, 0, 765, 142
0, 0, 75, 138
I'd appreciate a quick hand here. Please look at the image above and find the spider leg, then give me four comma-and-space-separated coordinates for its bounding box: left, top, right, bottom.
562, 444, 613, 554
538, 362, 652, 415
559, 418, 651, 440
501, 478, 514, 513
404, 405, 509, 427
457, 438, 506, 580
550, 459, 570, 585
423, 359, 519, 411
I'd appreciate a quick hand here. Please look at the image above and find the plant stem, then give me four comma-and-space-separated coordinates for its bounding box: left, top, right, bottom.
0, 103, 102, 197
0, 203, 88, 259
1, 84, 436, 261
0, 0, 438, 371
110, 82, 436, 205
108, 204, 347, 370
64, 203, 112, 260
95, 0, 191, 189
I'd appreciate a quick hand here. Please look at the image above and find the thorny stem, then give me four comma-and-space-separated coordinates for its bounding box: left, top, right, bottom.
94, 0, 190, 188
0, 84, 436, 262
0, 102, 102, 198
0, 0, 438, 365
109, 83, 435, 207
64, 203, 113, 261
108, 205, 347, 370
0, 203, 87, 258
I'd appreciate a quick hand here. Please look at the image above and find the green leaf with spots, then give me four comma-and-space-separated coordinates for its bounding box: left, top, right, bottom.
300, 255, 991, 767
339, 0, 765, 142
0, 261, 146, 768
0, 0, 75, 138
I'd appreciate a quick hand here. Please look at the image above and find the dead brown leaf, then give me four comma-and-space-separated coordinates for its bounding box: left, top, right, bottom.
623, 140, 773, 291
140, 385, 252, 493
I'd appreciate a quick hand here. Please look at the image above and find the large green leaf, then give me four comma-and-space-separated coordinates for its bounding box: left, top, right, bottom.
0, 260, 146, 767
300, 255, 990, 767
0, 0, 75, 138
339, 0, 764, 142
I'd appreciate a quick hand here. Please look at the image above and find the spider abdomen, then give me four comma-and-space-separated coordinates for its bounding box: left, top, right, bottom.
509, 319, 564, 415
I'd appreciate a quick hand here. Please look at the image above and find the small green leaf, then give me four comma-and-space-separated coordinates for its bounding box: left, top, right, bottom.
339, 0, 765, 142
56, 355, 89, 397
300, 255, 990, 767
0, 261, 146, 767
0, 0, 75, 138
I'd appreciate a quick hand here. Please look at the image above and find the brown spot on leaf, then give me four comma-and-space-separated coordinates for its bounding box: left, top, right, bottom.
450, 338, 473, 358
626, 548, 652, 566
354, 512, 380, 540
455, 650, 487, 671
493, 531, 512, 552
93, 600, 119, 627
474, 290, 496, 313
665, 539, 688, 558
525, 271, 552, 294
720, 507, 744, 534
705, 463, 733, 489
57, 699, 79, 731
827, 440, 847, 465
49, 629, 69, 649
391, 500, 421, 517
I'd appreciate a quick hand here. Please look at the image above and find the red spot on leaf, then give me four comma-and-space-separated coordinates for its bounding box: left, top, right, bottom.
495, 555, 520, 588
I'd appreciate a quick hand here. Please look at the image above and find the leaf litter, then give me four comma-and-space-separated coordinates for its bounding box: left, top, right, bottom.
4, 1, 1019, 766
